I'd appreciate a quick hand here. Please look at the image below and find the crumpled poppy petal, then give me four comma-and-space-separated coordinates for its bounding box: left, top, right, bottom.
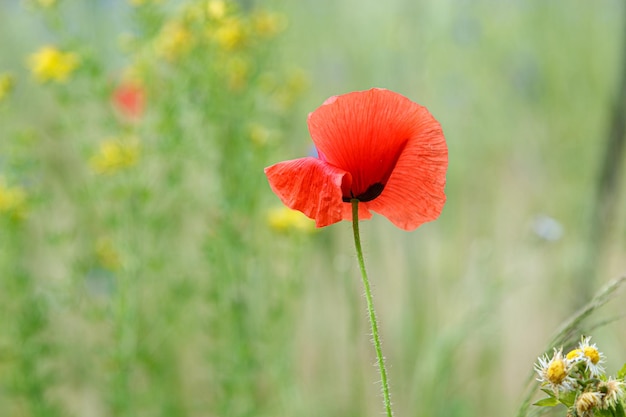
307, 88, 419, 198
264, 157, 357, 228
367, 113, 448, 230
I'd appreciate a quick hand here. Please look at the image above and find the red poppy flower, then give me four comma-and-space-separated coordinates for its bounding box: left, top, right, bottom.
112, 82, 145, 121
264, 88, 448, 231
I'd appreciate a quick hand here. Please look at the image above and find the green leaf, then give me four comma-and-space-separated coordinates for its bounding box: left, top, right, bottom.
559, 391, 577, 407
595, 408, 612, 417
617, 362, 626, 380
533, 397, 559, 407
614, 402, 626, 417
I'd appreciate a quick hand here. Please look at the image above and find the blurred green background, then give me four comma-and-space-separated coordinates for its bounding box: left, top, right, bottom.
1, 1, 625, 416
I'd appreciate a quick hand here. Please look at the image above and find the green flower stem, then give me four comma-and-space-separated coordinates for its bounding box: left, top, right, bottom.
351, 199, 393, 417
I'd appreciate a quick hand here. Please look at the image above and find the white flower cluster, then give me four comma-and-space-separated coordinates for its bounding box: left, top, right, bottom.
534, 336, 625, 417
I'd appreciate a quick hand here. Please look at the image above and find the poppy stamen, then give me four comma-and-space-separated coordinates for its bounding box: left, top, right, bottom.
342, 182, 385, 203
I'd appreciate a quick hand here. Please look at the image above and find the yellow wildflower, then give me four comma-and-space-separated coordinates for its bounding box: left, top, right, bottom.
155, 21, 194, 61
285, 68, 309, 94
222, 56, 249, 91
566, 336, 606, 377
28, 46, 80, 83
96, 237, 121, 271
207, 0, 227, 20
23, 0, 57, 8
213, 17, 246, 50
33, 0, 57, 8
274, 68, 309, 109
534, 348, 575, 397
566, 348, 582, 361
0, 73, 15, 101
0, 178, 27, 219
251, 10, 287, 38
129, 0, 163, 6
268, 206, 316, 233
248, 123, 271, 146
582, 345, 601, 365
90, 138, 140, 175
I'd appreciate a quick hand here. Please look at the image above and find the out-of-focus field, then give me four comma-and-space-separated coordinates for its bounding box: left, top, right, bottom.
1, 1, 625, 416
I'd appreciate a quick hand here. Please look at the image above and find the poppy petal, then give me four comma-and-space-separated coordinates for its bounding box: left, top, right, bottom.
265, 157, 365, 227
265, 88, 447, 231
367, 114, 448, 230
307, 88, 421, 198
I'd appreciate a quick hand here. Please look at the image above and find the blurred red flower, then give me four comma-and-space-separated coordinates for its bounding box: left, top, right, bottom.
264, 88, 448, 230
112, 82, 145, 121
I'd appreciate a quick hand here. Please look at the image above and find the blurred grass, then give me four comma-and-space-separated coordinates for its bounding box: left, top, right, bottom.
1, 1, 626, 417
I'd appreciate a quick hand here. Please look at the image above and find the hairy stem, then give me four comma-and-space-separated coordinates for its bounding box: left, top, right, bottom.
351, 199, 393, 417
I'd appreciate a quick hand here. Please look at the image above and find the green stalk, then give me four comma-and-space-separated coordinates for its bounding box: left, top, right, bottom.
351, 199, 393, 417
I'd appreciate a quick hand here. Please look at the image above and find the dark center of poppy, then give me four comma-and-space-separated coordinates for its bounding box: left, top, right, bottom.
342, 182, 385, 203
